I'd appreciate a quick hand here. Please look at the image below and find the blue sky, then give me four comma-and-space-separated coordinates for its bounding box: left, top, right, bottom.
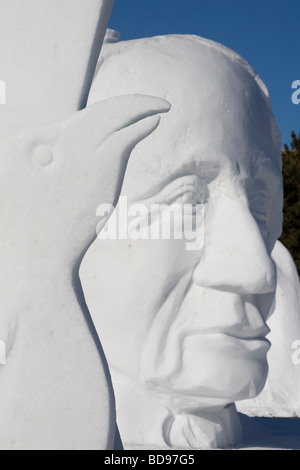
108, 0, 299, 148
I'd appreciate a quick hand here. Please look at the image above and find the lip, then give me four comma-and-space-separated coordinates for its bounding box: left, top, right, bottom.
187, 327, 271, 343
181, 332, 272, 379
220, 323, 271, 341
187, 321, 270, 342
185, 331, 272, 355
223, 334, 271, 349
183, 291, 271, 342
220, 335, 272, 355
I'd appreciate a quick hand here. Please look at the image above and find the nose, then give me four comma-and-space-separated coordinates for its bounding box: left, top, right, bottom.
193, 190, 277, 294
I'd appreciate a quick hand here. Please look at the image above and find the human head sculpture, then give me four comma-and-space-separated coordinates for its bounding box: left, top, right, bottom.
82, 35, 283, 449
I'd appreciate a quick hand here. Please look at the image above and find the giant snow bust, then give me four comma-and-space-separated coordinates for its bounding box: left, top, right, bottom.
81, 35, 283, 449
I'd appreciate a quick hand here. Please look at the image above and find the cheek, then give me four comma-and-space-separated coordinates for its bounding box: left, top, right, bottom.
85, 237, 199, 320
124, 238, 198, 300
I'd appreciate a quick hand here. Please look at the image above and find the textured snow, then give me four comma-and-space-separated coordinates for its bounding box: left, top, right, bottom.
0, 94, 170, 449
0, 0, 299, 450
0, 1, 117, 449
0, 0, 171, 450
82, 34, 289, 450
0, 0, 115, 141
237, 241, 300, 418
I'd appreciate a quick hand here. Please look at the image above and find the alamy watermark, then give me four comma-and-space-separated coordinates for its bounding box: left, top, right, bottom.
0, 340, 6, 365
291, 80, 300, 105
292, 340, 300, 365
0, 80, 6, 105
96, 196, 205, 251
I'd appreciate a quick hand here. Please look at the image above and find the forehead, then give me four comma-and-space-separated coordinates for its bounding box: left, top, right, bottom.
90, 36, 281, 197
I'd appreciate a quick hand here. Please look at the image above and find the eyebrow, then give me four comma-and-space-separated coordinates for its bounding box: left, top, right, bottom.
137, 160, 221, 201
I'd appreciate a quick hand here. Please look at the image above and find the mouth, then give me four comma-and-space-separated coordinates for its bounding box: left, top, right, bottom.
186, 328, 271, 348
221, 334, 271, 354
184, 291, 272, 342
218, 320, 270, 342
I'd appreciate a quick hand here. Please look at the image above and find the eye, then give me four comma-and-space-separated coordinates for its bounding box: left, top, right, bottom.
248, 190, 270, 241
249, 192, 268, 221
30, 144, 54, 167
146, 192, 205, 238
245, 178, 269, 221
169, 189, 205, 206
164, 182, 208, 207
130, 176, 207, 237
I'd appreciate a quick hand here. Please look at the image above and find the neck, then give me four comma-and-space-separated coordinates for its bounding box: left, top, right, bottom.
114, 381, 242, 450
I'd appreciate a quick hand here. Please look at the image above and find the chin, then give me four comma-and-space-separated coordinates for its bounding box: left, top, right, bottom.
168, 334, 270, 406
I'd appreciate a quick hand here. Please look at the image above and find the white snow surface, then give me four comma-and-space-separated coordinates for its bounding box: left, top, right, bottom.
81, 34, 300, 450
0, 0, 115, 141
0, 1, 171, 450
0, 0, 299, 448
0, 93, 170, 450
237, 241, 300, 418
0, 0, 117, 450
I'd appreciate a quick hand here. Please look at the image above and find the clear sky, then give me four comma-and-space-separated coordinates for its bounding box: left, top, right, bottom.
108, 0, 300, 148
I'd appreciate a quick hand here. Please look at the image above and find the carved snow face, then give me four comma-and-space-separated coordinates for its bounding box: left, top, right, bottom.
83, 36, 283, 409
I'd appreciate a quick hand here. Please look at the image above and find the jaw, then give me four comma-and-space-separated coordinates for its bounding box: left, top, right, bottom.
137, 279, 270, 407
149, 333, 270, 412
113, 379, 242, 450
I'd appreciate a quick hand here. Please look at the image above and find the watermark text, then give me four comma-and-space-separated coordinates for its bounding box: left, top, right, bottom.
291, 340, 300, 365
0, 80, 6, 105
292, 80, 300, 105
0, 340, 6, 365
96, 196, 205, 251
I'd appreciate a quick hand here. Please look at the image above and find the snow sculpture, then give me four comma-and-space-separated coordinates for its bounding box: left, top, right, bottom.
237, 240, 300, 418
81, 35, 284, 449
0, 1, 170, 450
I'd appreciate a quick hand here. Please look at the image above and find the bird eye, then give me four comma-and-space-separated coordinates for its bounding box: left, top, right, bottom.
30, 144, 54, 167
